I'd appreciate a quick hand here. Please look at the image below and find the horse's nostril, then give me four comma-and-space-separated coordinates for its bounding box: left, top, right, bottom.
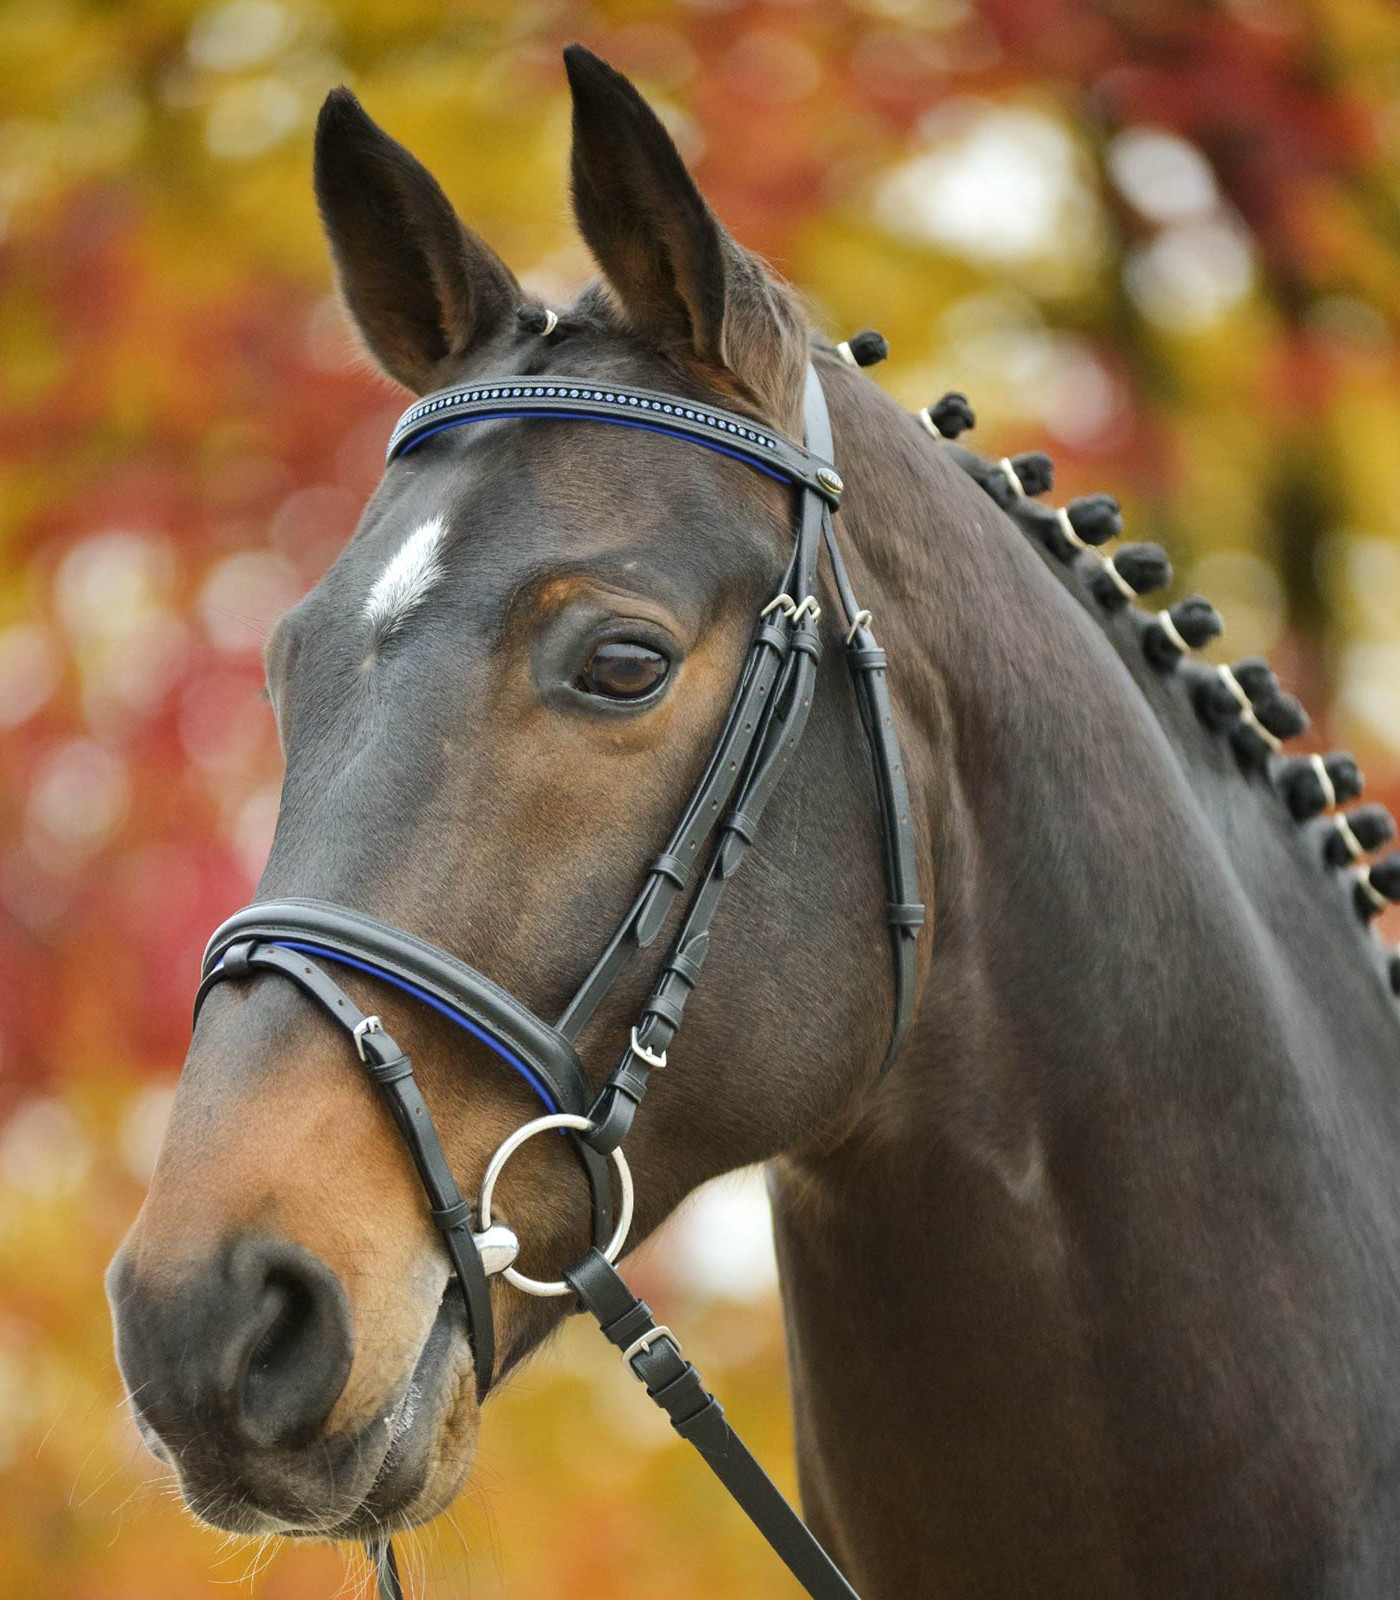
110, 1234, 355, 1465
229, 1241, 354, 1450
244, 1271, 315, 1404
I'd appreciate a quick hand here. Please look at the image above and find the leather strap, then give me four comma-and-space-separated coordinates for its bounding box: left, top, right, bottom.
367, 1538, 402, 1600
817, 498, 925, 1070
584, 612, 823, 1152
564, 1249, 859, 1600
385, 377, 844, 505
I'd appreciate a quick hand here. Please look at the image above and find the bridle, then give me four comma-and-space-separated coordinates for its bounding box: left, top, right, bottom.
195, 361, 922, 1600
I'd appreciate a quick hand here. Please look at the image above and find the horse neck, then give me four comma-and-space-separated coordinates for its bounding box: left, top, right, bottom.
812, 369, 1400, 1177
788, 369, 1400, 1344
767, 376, 1400, 1590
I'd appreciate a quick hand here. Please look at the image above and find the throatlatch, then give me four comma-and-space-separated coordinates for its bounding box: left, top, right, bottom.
196, 362, 921, 1600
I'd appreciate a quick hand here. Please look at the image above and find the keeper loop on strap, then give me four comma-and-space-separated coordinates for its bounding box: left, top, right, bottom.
583, 1088, 636, 1155
724, 808, 759, 845
663, 947, 707, 986
365, 1052, 415, 1087
649, 852, 688, 888
222, 940, 254, 979
847, 646, 887, 672
642, 991, 686, 1029
431, 1198, 475, 1234
888, 901, 926, 929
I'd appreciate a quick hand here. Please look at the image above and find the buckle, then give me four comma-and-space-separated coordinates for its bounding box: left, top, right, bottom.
629, 1026, 668, 1071
844, 607, 872, 644
622, 1324, 681, 1367
352, 1015, 384, 1062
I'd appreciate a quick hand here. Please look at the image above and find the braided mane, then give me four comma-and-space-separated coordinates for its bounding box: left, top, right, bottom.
830, 332, 1400, 1005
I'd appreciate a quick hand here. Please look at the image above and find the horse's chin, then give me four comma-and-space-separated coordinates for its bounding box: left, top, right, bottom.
168, 1289, 480, 1541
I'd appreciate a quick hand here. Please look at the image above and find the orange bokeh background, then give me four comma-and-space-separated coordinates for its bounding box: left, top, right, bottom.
2, 1, 1399, 1595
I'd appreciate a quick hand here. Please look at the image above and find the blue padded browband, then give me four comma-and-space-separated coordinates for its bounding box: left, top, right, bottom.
384, 377, 843, 503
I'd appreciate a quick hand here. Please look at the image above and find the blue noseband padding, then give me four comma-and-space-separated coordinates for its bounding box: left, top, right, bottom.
395, 409, 791, 485
271, 939, 561, 1114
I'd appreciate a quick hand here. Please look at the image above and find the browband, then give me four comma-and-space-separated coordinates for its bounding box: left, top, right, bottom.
385, 376, 846, 504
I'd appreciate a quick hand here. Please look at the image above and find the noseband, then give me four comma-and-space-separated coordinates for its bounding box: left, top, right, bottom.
196, 363, 921, 1600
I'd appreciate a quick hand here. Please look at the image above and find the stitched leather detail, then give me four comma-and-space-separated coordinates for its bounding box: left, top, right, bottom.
649, 852, 688, 887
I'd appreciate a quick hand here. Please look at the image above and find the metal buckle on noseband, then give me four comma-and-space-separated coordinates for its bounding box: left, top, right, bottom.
476, 1113, 634, 1297
352, 1014, 383, 1061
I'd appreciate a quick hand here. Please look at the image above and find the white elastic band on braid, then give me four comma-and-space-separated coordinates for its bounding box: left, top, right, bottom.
998, 457, 1025, 498
1357, 868, 1389, 914
1216, 664, 1253, 714
1216, 664, 1282, 752
1155, 607, 1191, 656
539, 307, 559, 336
1334, 812, 1365, 861
1101, 554, 1137, 603
1310, 752, 1337, 812
916, 407, 943, 440
1055, 506, 1089, 553
836, 340, 857, 366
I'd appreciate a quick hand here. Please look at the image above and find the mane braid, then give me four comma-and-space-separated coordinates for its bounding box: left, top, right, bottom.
899, 385, 1400, 1001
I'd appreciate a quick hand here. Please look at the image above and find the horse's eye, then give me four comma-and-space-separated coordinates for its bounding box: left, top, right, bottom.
578, 641, 669, 700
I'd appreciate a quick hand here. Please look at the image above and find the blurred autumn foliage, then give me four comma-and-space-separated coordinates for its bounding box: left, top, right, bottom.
2, 1, 1400, 1596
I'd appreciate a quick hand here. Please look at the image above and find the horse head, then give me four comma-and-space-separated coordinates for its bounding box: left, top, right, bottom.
107, 47, 916, 1543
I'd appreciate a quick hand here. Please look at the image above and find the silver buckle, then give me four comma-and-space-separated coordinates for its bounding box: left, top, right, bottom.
622, 1325, 681, 1367
352, 1014, 383, 1062
630, 1026, 667, 1071
789, 595, 821, 625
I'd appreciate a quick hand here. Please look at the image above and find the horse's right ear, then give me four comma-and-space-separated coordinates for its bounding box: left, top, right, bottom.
313, 88, 520, 394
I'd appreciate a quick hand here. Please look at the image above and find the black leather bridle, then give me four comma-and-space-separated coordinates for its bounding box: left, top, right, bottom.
196, 362, 922, 1600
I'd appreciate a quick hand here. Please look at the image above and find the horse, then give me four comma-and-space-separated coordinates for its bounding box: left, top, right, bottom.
107, 43, 1400, 1599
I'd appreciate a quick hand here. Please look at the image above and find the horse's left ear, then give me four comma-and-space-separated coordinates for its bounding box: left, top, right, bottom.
564, 45, 807, 432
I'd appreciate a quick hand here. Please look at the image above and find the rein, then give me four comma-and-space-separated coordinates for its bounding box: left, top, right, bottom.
195, 362, 922, 1600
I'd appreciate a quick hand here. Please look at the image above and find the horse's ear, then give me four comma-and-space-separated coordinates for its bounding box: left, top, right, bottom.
313, 87, 520, 394
563, 45, 807, 431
